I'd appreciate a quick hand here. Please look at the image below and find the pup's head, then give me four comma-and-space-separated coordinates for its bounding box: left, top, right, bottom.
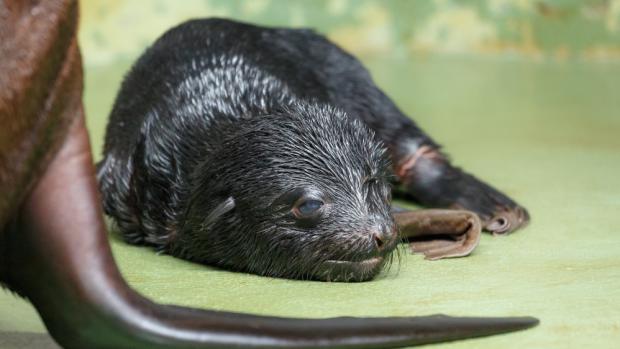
174, 103, 397, 281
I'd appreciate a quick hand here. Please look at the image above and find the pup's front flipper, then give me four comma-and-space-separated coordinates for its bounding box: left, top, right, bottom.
395, 146, 529, 235
393, 208, 481, 260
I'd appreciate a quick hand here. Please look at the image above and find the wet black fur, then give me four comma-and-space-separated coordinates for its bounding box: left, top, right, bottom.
98, 19, 402, 282
98, 18, 525, 281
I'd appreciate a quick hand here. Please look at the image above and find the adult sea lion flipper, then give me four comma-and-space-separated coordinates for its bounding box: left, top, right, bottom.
2, 119, 538, 347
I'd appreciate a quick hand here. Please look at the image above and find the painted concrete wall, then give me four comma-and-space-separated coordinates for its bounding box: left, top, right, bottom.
80, 0, 620, 66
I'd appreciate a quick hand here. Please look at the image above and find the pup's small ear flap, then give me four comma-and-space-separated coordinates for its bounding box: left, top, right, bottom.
202, 196, 235, 229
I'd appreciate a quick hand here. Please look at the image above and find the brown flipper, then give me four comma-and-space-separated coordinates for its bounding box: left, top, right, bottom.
394, 209, 482, 260
1, 110, 538, 348
0, 0, 81, 229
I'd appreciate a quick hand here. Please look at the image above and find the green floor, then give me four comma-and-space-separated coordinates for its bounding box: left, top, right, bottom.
1, 54, 619, 348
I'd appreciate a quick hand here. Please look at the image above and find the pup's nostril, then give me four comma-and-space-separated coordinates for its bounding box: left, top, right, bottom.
374, 233, 385, 250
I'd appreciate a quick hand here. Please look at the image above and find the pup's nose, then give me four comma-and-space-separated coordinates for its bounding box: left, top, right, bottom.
372, 228, 394, 252
373, 232, 386, 250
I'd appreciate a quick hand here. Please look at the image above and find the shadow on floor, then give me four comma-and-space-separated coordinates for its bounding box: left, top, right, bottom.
0, 332, 59, 349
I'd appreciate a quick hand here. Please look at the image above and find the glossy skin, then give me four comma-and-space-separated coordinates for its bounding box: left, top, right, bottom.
100, 101, 399, 281
0, 4, 537, 348
99, 19, 529, 282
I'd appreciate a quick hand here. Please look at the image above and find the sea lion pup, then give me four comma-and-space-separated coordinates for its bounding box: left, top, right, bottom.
102, 87, 398, 281
99, 18, 529, 281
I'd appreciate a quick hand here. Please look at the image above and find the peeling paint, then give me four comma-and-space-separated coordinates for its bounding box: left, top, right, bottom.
79, 0, 620, 66
241, 0, 270, 16
608, 0, 620, 31
412, 5, 497, 54
329, 3, 393, 54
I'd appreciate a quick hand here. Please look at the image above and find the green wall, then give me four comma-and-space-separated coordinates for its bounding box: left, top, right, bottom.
80, 0, 620, 67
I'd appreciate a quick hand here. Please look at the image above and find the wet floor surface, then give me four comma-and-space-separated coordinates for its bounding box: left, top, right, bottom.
1, 54, 619, 348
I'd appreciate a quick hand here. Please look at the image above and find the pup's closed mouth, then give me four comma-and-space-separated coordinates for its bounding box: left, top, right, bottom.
319, 256, 385, 282
325, 256, 384, 268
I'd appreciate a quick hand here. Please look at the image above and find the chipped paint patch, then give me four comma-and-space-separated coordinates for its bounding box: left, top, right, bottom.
79, 0, 620, 65
608, 0, 620, 32
241, 0, 270, 16
412, 6, 497, 54
329, 3, 393, 54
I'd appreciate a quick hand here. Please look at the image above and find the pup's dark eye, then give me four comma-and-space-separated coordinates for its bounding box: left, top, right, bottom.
296, 199, 323, 216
